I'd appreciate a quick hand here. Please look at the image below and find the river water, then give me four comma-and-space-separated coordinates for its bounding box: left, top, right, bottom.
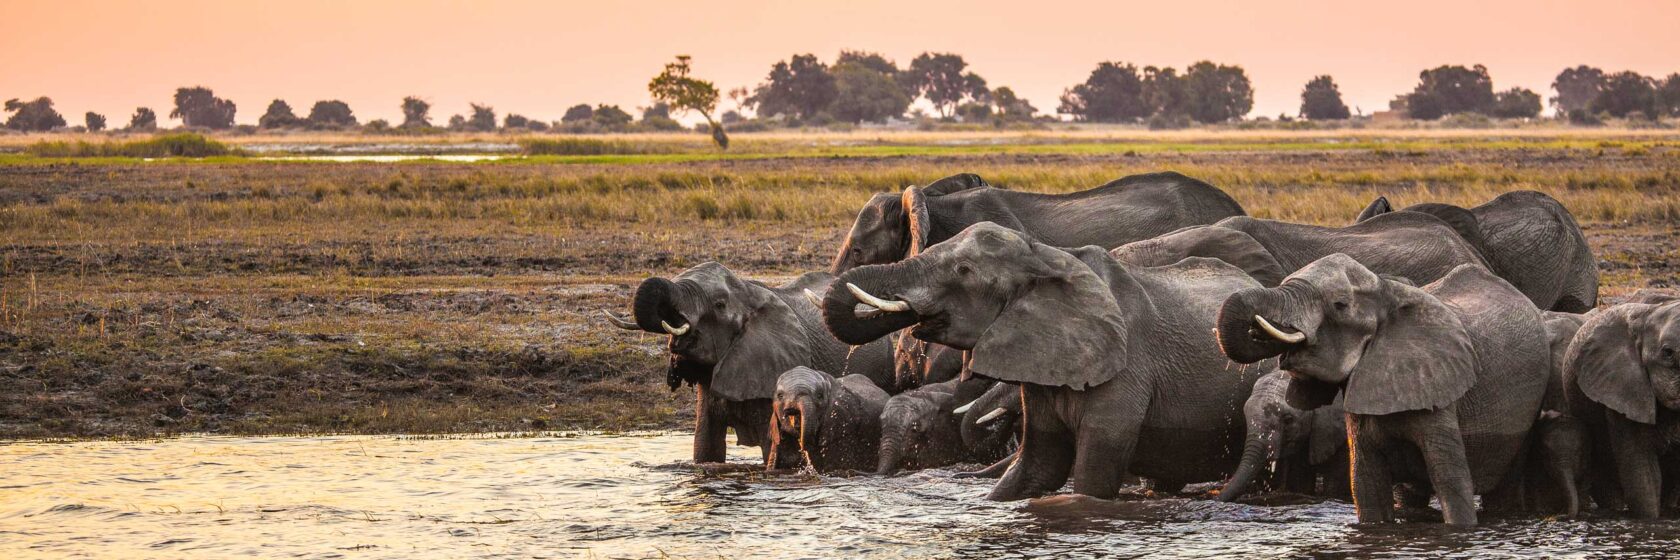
3, 433, 1677, 558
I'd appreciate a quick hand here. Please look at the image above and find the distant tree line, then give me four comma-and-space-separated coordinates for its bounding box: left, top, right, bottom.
6, 59, 1680, 134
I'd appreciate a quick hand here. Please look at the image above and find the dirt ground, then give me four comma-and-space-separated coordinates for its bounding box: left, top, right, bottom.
2, 141, 1676, 439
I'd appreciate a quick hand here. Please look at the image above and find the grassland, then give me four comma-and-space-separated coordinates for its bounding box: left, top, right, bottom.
1, 129, 1677, 439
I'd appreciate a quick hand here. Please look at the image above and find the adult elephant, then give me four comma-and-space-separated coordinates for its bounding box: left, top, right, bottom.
1561, 299, 1680, 519
603, 263, 894, 464
1217, 256, 1549, 525
1355, 191, 1597, 312
1112, 211, 1489, 289
952, 381, 1023, 479
830, 171, 1245, 274
824, 222, 1271, 501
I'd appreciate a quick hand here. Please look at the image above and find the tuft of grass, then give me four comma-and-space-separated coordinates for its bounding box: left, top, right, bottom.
24, 133, 240, 158
519, 137, 673, 156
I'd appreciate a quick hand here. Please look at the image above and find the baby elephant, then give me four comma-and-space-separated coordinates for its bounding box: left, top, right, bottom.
1563, 299, 1680, 519
768, 367, 890, 472
1217, 371, 1349, 503
876, 378, 998, 475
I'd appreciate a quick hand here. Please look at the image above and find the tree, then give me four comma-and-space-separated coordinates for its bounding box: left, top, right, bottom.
1142, 66, 1188, 117
593, 105, 633, 128
749, 53, 837, 120
85, 112, 107, 132
1406, 65, 1495, 120
258, 99, 299, 129
905, 53, 984, 119
307, 100, 357, 127
1183, 61, 1254, 123
956, 101, 992, 122
561, 103, 594, 123
128, 107, 157, 131
401, 96, 431, 128
504, 114, 532, 129
642, 103, 670, 120
466, 104, 497, 131
830, 61, 912, 123
836, 50, 899, 76
1659, 74, 1680, 118
1299, 75, 1351, 120
3, 97, 67, 131
170, 86, 236, 129
1551, 65, 1605, 116
992, 87, 1036, 120
1490, 87, 1543, 119
1590, 71, 1657, 118
447, 114, 466, 131
1058, 62, 1148, 122
649, 55, 727, 149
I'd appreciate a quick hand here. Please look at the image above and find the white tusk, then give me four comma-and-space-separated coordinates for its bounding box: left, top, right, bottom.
847, 283, 910, 313
952, 398, 979, 415
661, 320, 690, 336
802, 289, 824, 308
601, 310, 639, 330
976, 407, 1007, 424
1254, 315, 1305, 343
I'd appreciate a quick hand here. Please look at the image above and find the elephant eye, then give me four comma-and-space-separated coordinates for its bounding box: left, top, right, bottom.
1664, 346, 1676, 358
1333, 301, 1349, 311
714, 301, 726, 310
956, 264, 972, 276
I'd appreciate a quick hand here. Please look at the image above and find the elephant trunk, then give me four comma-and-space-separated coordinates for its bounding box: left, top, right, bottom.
875, 424, 908, 476
632, 277, 691, 334
1219, 425, 1280, 502
1217, 285, 1313, 364
824, 261, 928, 345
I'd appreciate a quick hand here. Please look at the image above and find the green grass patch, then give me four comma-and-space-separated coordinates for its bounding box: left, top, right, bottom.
24, 133, 241, 158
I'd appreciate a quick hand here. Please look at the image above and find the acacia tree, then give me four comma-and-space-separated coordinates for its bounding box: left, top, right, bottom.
129, 107, 157, 131
1551, 65, 1605, 116
1299, 75, 1351, 120
85, 112, 107, 132
649, 55, 727, 149
170, 86, 236, 129
904, 52, 985, 119
401, 96, 431, 128
3, 97, 67, 131
1058, 62, 1148, 122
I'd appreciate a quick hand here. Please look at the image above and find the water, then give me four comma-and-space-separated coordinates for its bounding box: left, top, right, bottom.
3, 433, 1678, 558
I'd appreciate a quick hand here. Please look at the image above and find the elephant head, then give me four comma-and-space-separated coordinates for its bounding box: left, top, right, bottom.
824, 222, 1130, 391
876, 389, 954, 475
601, 262, 807, 402
768, 366, 836, 469
957, 381, 1021, 451
1567, 301, 1680, 424
830, 173, 990, 274
1216, 253, 1478, 415
1217, 372, 1344, 501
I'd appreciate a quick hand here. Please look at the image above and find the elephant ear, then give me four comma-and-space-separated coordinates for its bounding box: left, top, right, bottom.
901, 186, 932, 258
1114, 226, 1284, 286
1355, 196, 1393, 223
968, 243, 1128, 390
922, 173, 990, 196
1343, 280, 1479, 416
1569, 304, 1656, 424
712, 295, 811, 402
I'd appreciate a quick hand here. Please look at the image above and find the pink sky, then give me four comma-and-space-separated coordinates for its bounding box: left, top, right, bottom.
4, 0, 1677, 126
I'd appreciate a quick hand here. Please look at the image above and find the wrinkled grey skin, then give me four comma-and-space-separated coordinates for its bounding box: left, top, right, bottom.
824, 222, 1272, 501
830, 171, 1245, 274
1524, 311, 1590, 516
876, 377, 1000, 475
1356, 191, 1598, 312
768, 367, 890, 472
1563, 300, 1680, 519
1217, 371, 1349, 503
1114, 211, 1489, 289
1217, 256, 1549, 525
602, 263, 893, 464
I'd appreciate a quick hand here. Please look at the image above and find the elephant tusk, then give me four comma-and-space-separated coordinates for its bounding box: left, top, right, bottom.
952, 398, 979, 415
847, 283, 910, 314
976, 407, 1008, 424
601, 310, 639, 330
1254, 315, 1305, 343
661, 320, 690, 336
802, 288, 824, 308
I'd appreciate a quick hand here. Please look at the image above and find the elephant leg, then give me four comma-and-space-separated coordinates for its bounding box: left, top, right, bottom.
955, 451, 1016, 479
693, 386, 728, 463
989, 392, 1074, 501
1069, 405, 1146, 499
1415, 420, 1477, 526
1349, 419, 1395, 523
1321, 459, 1352, 501
1608, 418, 1662, 519
1661, 456, 1680, 514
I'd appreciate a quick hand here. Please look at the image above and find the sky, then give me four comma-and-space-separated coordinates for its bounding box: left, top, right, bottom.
4, 0, 1678, 126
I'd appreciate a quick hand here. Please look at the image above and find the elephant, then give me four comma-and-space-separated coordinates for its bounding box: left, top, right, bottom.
1561, 299, 1680, 519
767, 367, 890, 472
889, 331, 965, 393
951, 380, 1023, 479
829, 171, 1246, 274
1355, 191, 1598, 312
1216, 371, 1349, 503
1217, 255, 1550, 525
823, 222, 1272, 501
875, 377, 1001, 475
603, 263, 894, 464
1112, 211, 1489, 289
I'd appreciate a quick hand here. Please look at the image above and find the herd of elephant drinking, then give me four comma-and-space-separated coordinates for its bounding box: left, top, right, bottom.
600, 171, 1680, 526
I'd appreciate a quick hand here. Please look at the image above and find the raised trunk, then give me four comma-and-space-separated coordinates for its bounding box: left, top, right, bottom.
824, 261, 927, 345
1218, 426, 1279, 502
1216, 286, 1309, 364
632, 277, 687, 333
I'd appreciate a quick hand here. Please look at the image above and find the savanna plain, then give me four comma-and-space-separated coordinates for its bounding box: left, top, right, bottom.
2, 128, 1678, 440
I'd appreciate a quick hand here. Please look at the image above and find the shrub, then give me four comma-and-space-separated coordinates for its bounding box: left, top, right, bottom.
518, 138, 668, 156
25, 133, 239, 158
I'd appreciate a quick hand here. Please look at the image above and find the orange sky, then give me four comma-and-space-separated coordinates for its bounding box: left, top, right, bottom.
4, 0, 1678, 126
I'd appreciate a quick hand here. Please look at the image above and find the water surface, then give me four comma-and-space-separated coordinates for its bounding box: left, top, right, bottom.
3, 433, 1676, 558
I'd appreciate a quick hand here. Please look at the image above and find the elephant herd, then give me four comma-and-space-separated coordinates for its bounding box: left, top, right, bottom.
603, 171, 1680, 526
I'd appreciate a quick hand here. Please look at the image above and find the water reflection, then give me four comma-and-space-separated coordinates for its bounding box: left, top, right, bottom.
1, 433, 1676, 558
